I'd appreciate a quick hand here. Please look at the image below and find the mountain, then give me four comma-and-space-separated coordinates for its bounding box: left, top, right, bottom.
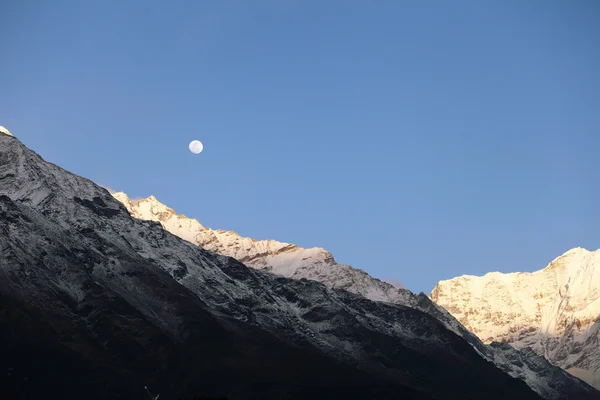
112, 191, 599, 399
431, 248, 600, 390
0, 131, 552, 399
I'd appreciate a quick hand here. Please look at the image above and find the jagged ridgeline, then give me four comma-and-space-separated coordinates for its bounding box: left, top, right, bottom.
0, 130, 598, 399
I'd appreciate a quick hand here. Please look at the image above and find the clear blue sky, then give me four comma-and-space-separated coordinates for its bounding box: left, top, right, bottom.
2, 1, 599, 294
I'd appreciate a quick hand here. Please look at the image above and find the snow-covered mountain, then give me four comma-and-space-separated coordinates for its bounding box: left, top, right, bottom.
2, 131, 561, 400
112, 192, 600, 400
431, 248, 600, 390
0, 126, 12, 136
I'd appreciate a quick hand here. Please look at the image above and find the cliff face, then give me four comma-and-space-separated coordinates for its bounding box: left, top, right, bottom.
431, 248, 600, 390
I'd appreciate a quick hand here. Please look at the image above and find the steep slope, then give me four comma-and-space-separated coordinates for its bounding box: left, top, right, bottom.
0, 133, 548, 400
431, 248, 600, 390
112, 193, 599, 400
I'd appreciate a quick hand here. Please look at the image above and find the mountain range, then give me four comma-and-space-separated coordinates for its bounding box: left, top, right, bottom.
0, 129, 598, 399
112, 189, 599, 399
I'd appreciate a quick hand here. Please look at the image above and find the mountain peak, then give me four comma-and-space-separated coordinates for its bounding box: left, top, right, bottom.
147, 195, 159, 202
0, 126, 12, 136
115, 193, 205, 244
112, 191, 130, 202
553, 247, 592, 259
561, 246, 592, 256
431, 247, 600, 390
542, 247, 597, 274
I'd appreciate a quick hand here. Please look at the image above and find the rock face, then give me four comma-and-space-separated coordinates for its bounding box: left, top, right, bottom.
112, 193, 600, 400
0, 132, 554, 400
431, 248, 600, 390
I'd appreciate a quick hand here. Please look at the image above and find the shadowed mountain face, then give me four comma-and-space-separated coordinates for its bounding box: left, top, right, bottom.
0, 132, 561, 399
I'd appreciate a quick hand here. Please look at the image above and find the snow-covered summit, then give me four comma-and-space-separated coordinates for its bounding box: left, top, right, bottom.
114, 191, 206, 241
0, 126, 13, 136
431, 247, 600, 390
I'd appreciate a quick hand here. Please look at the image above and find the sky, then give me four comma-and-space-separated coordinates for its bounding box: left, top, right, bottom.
1, 1, 599, 294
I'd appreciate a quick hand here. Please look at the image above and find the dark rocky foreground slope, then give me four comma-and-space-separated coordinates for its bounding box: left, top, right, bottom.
0, 132, 570, 399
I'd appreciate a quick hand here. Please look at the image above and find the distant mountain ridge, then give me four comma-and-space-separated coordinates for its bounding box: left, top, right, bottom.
112, 191, 599, 400
431, 247, 600, 390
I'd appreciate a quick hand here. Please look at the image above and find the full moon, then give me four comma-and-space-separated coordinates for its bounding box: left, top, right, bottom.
189, 140, 203, 154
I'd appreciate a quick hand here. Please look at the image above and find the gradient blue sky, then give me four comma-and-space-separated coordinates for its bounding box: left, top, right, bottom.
2, 1, 599, 294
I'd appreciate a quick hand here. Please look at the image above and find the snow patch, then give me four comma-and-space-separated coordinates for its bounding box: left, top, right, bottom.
0, 126, 13, 136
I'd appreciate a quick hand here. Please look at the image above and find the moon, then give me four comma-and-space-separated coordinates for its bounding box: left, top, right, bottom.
189, 140, 203, 154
